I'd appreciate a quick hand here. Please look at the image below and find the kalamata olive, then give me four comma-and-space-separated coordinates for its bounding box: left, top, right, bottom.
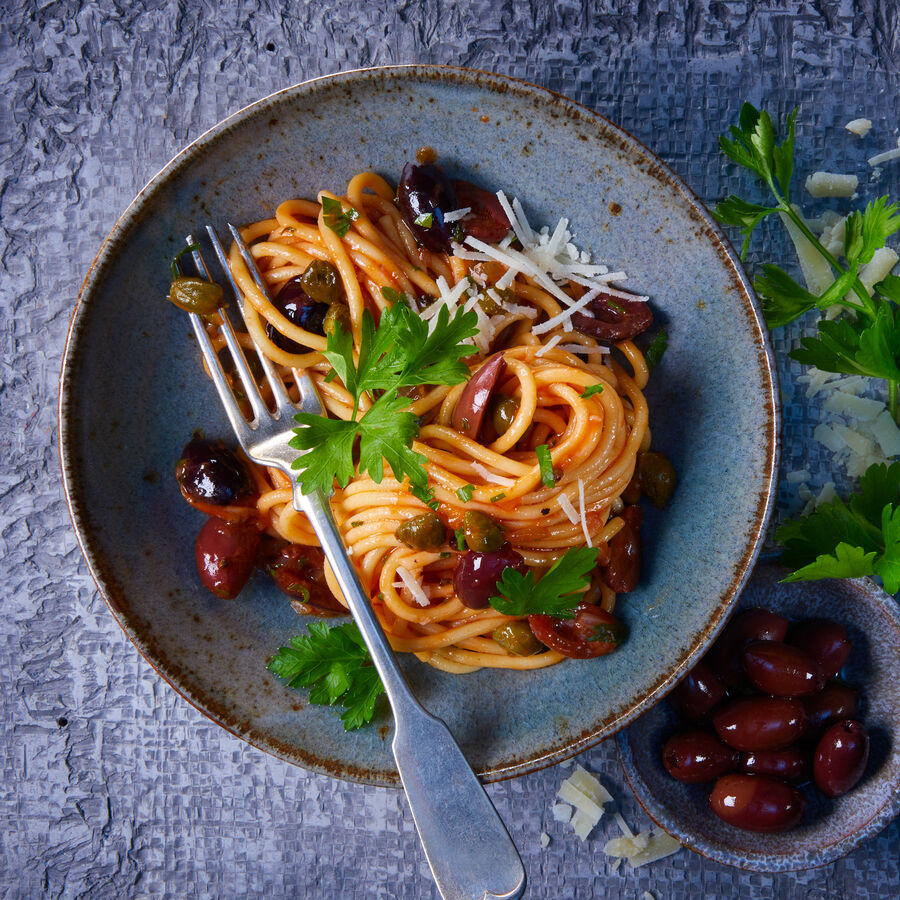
741, 747, 809, 783
397, 163, 456, 252
713, 697, 808, 751
637, 451, 677, 509
601, 504, 642, 593
803, 681, 860, 734
571, 291, 653, 342
176, 438, 251, 506
529, 603, 627, 659
490, 395, 519, 436
662, 730, 740, 783
742, 640, 825, 697
267, 544, 345, 615
396, 512, 446, 550
265, 276, 329, 352
453, 545, 525, 609
323, 301, 351, 337
813, 719, 869, 797
195, 518, 261, 599
450, 179, 511, 244
299, 259, 344, 304
709, 608, 790, 688
493, 621, 542, 656
788, 618, 852, 679
668, 661, 727, 721
709, 774, 806, 832
452, 352, 506, 440
167, 276, 224, 314
463, 510, 504, 552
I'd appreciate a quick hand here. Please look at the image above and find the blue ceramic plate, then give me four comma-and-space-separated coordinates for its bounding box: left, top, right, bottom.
59, 66, 779, 786
616, 565, 900, 870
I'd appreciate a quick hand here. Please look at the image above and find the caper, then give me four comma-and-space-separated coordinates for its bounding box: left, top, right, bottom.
323, 301, 351, 337
493, 621, 542, 656
477, 286, 514, 316
395, 512, 446, 550
638, 450, 677, 508
167, 277, 223, 314
463, 510, 504, 552
300, 259, 344, 304
490, 395, 519, 436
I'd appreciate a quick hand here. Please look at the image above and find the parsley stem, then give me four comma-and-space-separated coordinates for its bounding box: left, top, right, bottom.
890, 380, 899, 424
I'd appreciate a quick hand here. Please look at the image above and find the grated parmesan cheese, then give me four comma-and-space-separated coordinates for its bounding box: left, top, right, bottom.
845, 118, 873, 137
577, 478, 592, 547
470, 463, 516, 488
557, 492, 580, 525
535, 334, 563, 357
785, 468, 812, 484
604, 826, 682, 868
554, 766, 613, 842
868, 138, 900, 167
551, 802, 573, 823
441, 206, 471, 223
539, 832, 551, 849
805, 171, 859, 198
395, 566, 430, 608
823, 391, 885, 421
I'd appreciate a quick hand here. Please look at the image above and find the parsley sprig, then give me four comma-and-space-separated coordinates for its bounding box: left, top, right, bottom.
489, 546, 598, 618
267, 621, 385, 730
714, 103, 900, 419
290, 292, 478, 496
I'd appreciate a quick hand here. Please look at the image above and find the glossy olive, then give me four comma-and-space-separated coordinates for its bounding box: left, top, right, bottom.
268, 544, 345, 615
397, 163, 456, 252
813, 719, 869, 797
176, 438, 250, 506
450, 179, 511, 244
709, 774, 806, 833
571, 290, 653, 342
742, 639, 824, 697
668, 660, 726, 721
661, 730, 739, 783
463, 510, 504, 552
167, 276, 223, 314
195, 518, 261, 599
788, 618, 852, 679
323, 301, 351, 337
710, 608, 790, 688
453, 545, 525, 609
489, 395, 519, 436
529, 603, 627, 659
396, 512, 446, 550
741, 746, 809, 783
637, 451, 677, 509
712, 697, 808, 751
802, 681, 860, 734
452, 352, 506, 440
601, 504, 642, 593
300, 259, 344, 304
493, 621, 542, 656
265, 276, 329, 352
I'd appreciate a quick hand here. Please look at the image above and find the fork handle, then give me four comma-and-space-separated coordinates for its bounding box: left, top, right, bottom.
298, 488, 526, 900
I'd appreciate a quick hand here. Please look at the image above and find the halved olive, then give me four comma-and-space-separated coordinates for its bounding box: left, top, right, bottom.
167, 277, 223, 314
463, 510, 504, 552
323, 301, 351, 337
300, 259, 344, 304
396, 512, 446, 550
490, 395, 519, 436
637, 451, 676, 508
493, 621, 542, 656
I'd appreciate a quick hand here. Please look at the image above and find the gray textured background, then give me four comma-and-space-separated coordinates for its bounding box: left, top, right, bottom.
3, 1, 899, 897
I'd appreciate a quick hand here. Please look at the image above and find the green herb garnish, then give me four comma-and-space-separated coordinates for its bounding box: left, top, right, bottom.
414, 212, 434, 228
321, 195, 360, 238
581, 383, 604, 399
644, 329, 668, 368
536, 443, 555, 488
456, 484, 475, 503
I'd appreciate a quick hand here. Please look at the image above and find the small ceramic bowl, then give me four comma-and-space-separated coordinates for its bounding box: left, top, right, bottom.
616, 564, 900, 871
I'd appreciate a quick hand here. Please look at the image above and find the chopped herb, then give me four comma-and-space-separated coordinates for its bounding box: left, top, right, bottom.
350, 521, 364, 528
541, 507, 551, 515
439, 551, 451, 559
321, 195, 359, 238
414, 212, 434, 228
455, 527, 466, 551
456, 484, 475, 503
490, 492, 506, 503
581, 383, 604, 399
170, 243, 199, 279
536, 444, 555, 488
453, 224, 464, 243
645, 329, 668, 368
606, 299, 625, 314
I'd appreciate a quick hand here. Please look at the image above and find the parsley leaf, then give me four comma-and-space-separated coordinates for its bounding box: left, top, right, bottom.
321, 195, 359, 238
489, 546, 599, 618
456, 484, 475, 503
844, 198, 900, 266
267, 621, 385, 730
536, 443, 555, 488
644, 329, 668, 368
580, 383, 604, 399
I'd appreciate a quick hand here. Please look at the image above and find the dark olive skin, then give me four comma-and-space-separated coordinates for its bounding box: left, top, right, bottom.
493, 621, 542, 656
176, 438, 250, 506
265, 276, 329, 352
661, 730, 740, 783
195, 518, 261, 599
710, 608, 790, 688
397, 163, 457, 252
742, 640, 825, 697
709, 774, 806, 833
396, 512, 446, 550
741, 747, 809, 783
668, 661, 727, 721
788, 618, 852, 680
453, 545, 525, 609
529, 603, 627, 659
451, 179, 511, 244
601, 504, 642, 593
463, 510, 504, 552
637, 451, 677, 509
300, 259, 344, 304
803, 681, 860, 734
571, 290, 653, 342
813, 720, 870, 797
452, 353, 506, 440
490, 395, 519, 436
267, 544, 345, 615
713, 697, 808, 751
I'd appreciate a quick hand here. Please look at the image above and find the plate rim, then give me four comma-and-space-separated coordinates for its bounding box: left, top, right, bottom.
58, 63, 781, 785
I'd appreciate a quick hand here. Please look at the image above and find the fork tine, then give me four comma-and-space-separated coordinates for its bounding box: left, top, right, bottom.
214, 224, 296, 416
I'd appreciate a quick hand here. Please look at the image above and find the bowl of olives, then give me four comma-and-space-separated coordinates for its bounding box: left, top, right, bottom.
616, 564, 900, 871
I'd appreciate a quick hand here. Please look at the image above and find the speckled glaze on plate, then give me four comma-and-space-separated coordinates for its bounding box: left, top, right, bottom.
59, 66, 779, 786
616, 565, 900, 871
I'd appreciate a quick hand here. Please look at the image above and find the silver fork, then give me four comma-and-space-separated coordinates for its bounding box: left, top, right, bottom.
182, 224, 526, 900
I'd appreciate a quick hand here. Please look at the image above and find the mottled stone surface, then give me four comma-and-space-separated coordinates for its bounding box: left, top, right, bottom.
2, 1, 898, 897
